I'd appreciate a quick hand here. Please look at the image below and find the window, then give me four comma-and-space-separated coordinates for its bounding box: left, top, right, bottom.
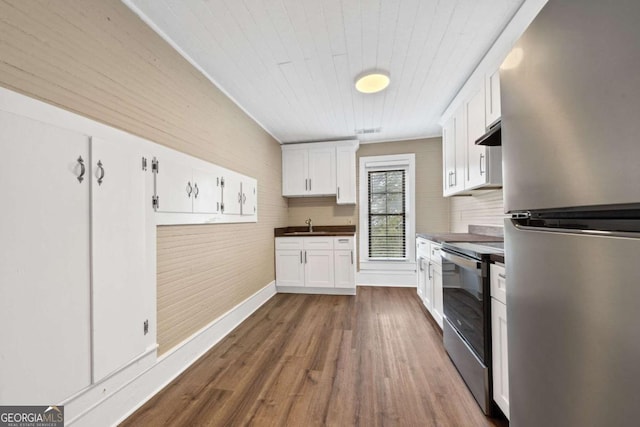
359, 154, 415, 265
368, 170, 406, 258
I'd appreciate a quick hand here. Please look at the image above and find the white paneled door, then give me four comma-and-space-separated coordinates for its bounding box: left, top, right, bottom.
91, 137, 148, 382
192, 165, 220, 214
304, 250, 335, 288
0, 111, 92, 404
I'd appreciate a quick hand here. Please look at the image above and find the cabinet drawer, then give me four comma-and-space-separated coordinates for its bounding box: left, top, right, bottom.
303, 237, 334, 250
275, 237, 304, 250
430, 243, 442, 264
416, 238, 430, 258
490, 263, 507, 304
334, 236, 354, 250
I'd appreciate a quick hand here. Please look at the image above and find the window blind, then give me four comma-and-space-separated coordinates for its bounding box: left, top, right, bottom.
368, 169, 406, 258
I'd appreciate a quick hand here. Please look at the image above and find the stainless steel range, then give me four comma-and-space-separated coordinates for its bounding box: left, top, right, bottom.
440, 241, 504, 415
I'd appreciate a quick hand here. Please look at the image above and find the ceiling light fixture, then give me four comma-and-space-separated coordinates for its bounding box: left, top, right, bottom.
355, 71, 390, 94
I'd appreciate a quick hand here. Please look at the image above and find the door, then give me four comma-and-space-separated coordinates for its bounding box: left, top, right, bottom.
424, 260, 434, 312
221, 172, 242, 215
90, 137, 148, 382
305, 250, 334, 288
334, 250, 354, 288
336, 146, 356, 204
192, 165, 220, 214
241, 179, 257, 216
506, 219, 640, 426
417, 257, 426, 299
442, 117, 456, 196
465, 86, 487, 189
155, 154, 193, 213
275, 250, 305, 287
501, 0, 640, 212
0, 111, 92, 404
432, 264, 444, 328
282, 148, 307, 196
485, 68, 501, 127
307, 146, 335, 195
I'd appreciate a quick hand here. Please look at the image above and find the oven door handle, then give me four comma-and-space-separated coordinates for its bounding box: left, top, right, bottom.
441, 250, 482, 272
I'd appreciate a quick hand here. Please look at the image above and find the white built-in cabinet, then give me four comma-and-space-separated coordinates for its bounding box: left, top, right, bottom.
336, 143, 358, 204
442, 68, 502, 197
282, 140, 359, 204
491, 263, 509, 419
152, 148, 257, 224
0, 86, 259, 411
0, 111, 153, 404
416, 237, 443, 328
485, 66, 502, 128
275, 236, 356, 293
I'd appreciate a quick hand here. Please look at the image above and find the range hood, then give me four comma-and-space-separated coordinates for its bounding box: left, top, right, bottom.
475, 121, 501, 146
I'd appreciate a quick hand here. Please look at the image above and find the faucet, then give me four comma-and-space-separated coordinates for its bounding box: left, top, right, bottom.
305, 218, 313, 232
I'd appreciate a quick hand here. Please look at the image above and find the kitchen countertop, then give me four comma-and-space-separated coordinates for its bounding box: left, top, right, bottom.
416, 232, 504, 244
489, 253, 505, 264
275, 225, 356, 237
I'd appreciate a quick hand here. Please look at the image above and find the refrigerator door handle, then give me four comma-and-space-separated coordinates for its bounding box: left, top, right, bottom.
512, 220, 640, 239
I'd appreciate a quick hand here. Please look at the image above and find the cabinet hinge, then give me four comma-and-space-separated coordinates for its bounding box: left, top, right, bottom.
143, 320, 149, 335
221, 203, 225, 213
142, 157, 148, 171
151, 158, 159, 174
220, 177, 225, 188
152, 195, 159, 210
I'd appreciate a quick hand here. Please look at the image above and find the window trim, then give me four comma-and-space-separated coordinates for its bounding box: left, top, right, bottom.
359, 154, 415, 267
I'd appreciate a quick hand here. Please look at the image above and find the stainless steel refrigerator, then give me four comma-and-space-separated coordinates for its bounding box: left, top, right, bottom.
502, 0, 640, 426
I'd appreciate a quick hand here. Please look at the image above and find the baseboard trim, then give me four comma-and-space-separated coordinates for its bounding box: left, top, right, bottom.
357, 269, 417, 287
276, 286, 356, 295
69, 281, 277, 426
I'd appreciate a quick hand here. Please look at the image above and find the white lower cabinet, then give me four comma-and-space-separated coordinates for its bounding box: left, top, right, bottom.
415, 237, 443, 329
491, 263, 509, 419
276, 236, 355, 292
0, 111, 153, 404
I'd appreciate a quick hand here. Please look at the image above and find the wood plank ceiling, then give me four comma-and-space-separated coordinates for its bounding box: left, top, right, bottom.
125, 0, 524, 143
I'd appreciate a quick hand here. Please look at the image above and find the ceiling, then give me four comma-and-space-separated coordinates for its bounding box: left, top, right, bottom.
125, 0, 525, 143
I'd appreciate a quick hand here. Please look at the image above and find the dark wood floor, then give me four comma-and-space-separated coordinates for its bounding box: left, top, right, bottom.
122, 287, 507, 426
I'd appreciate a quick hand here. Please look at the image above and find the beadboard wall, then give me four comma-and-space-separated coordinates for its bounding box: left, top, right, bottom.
449, 189, 506, 232
0, 0, 287, 355
288, 137, 450, 238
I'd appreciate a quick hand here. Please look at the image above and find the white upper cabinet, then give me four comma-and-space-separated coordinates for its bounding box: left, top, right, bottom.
282, 140, 358, 201
485, 67, 502, 127
442, 110, 466, 196
466, 86, 488, 189
282, 143, 335, 197
307, 145, 336, 195
152, 147, 257, 224
192, 165, 221, 214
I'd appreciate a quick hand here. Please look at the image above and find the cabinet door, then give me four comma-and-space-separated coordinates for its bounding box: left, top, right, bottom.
424, 260, 434, 311
241, 178, 257, 216
305, 250, 335, 288
275, 250, 305, 287
442, 116, 457, 196
336, 146, 356, 204
432, 264, 444, 328
417, 257, 426, 299
0, 111, 92, 404
282, 148, 307, 196
492, 298, 510, 419
466, 86, 488, 189
485, 68, 501, 127
155, 155, 193, 213
91, 137, 148, 382
221, 172, 242, 215
334, 250, 355, 288
307, 146, 336, 195
192, 165, 220, 214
